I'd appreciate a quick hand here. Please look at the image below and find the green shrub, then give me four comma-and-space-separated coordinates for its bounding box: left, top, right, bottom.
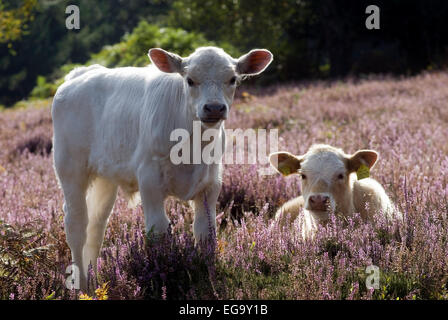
29, 76, 54, 99
29, 21, 240, 99
90, 21, 240, 68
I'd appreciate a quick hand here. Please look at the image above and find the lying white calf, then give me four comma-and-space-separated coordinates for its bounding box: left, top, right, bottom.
269, 144, 400, 238
52, 46, 273, 290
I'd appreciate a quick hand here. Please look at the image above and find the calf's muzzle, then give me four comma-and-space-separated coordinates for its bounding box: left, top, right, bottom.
202, 103, 227, 122
308, 194, 330, 211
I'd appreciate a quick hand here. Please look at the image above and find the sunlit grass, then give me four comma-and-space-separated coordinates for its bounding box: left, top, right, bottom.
1, 71, 448, 299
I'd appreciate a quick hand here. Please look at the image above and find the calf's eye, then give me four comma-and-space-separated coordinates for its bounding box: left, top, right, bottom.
187, 77, 195, 87
338, 174, 344, 180
229, 76, 237, 85
301, 174, 307, 180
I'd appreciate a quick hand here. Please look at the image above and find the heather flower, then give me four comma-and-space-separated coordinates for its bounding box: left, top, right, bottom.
1, 72, 448, 299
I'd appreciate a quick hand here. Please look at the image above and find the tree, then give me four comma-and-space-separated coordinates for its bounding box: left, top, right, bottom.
0, 0, 37, 51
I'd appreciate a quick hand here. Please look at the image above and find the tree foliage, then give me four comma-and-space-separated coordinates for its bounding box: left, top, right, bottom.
30, 21, 240, 99
90, 21, 239, 68
0, 0, 37, 48
169, 0, 448, 80
0, 0, 173, 105
1, 0, 448, 106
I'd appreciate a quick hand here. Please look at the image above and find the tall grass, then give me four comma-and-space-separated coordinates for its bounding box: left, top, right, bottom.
0, 72, 447, 299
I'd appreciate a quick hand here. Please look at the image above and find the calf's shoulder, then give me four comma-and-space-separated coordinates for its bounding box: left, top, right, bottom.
352, 177, 393, 219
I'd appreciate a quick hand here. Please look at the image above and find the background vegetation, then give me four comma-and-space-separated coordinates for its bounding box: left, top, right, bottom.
1, 0, 448, 106
1, 71, 448, 299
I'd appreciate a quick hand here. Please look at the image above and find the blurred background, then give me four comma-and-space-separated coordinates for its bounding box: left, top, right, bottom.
1, 0, 448, 107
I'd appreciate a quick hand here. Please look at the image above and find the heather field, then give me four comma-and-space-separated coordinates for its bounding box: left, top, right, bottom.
1, 72, 448, 300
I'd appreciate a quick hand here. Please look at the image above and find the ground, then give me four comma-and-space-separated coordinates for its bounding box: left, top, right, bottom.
1, 72, 448, 299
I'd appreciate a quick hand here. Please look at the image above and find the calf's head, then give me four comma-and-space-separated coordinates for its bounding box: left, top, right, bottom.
270, 144, 378, 220
148, 46, 273, 127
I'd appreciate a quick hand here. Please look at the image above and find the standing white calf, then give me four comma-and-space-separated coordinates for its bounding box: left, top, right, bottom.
269, 144, 400, 238
52, 46, 273, 290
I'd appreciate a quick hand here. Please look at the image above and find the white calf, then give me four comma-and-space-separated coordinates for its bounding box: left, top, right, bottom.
52, 46, 273, 290
269, 144, 400, 238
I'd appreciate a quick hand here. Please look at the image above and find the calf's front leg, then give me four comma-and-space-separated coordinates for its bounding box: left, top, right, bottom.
138, 167, 170, 236
192, 182, 221, 243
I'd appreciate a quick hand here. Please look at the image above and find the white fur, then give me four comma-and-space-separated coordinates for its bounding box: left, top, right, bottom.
52, 46, 272, 291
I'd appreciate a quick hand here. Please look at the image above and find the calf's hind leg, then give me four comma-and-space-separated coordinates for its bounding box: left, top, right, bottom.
57, 171, 89, 292
83, 177, 117, 275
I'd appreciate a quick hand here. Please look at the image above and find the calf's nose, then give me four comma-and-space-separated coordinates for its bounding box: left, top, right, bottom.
203, 103, 226, 118
308, 194, 330, 211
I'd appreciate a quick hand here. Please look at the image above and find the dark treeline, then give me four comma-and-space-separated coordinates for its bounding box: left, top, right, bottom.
0, 0, 173, 106
1, 0, 448, 106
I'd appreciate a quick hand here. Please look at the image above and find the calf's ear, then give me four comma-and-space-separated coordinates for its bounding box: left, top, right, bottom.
269, 152, 302, 176
148, 48, 184, 74
347, 150, 378, 172
236, 49, 273, 75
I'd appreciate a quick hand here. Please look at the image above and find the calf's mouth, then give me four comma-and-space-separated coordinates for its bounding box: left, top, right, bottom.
200, 117, 226, 127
